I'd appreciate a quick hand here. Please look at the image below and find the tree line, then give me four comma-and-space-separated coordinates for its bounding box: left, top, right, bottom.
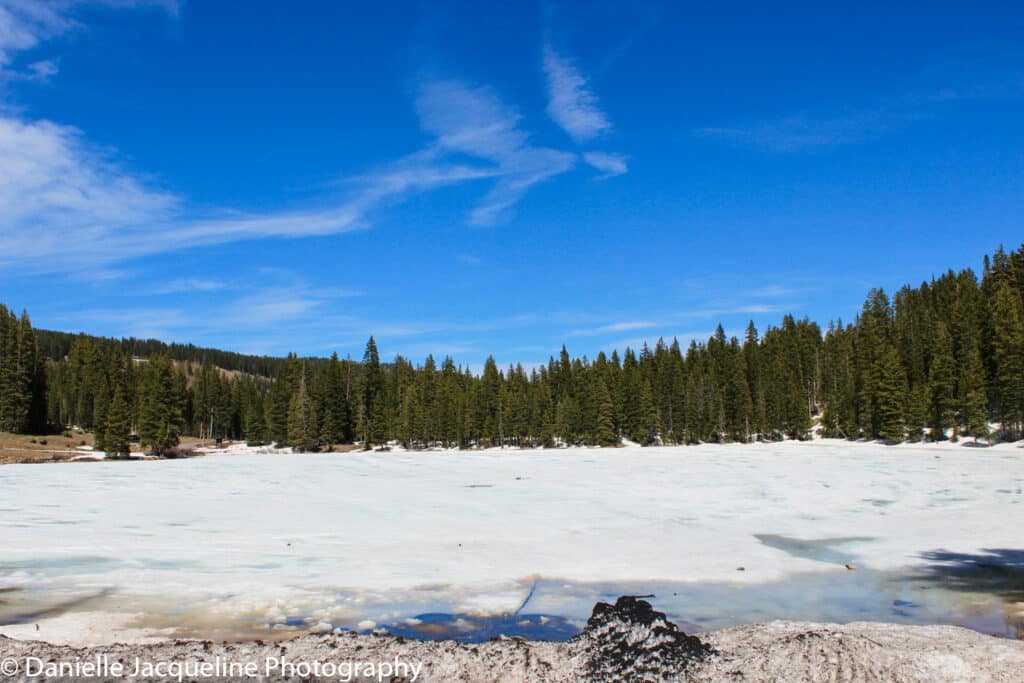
1, 242, 1022, 453
36, 329, 294, 378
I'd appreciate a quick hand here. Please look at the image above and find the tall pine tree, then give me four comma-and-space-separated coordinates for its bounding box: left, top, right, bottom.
105, 385, 132, 458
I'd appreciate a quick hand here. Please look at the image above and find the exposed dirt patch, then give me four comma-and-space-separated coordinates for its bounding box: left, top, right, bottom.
0, 431, 95, 464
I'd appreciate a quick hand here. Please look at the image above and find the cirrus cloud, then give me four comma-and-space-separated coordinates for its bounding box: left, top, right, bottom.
584, 151, 628, 179
542, 43, 611, 143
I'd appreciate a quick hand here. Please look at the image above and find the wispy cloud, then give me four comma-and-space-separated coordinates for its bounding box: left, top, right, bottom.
605, 329, 729, 355
740, 284, 800, 298
568, 320, 655, 337
56, 306, 193, 340
0, 115, 377, 271
542, 42, 626, 180
64, 275, 359, 341
543, 43, 611, 143
583, 151, 628, 179
695, 110, 919, 151
696, 80, 1024, 151
24, 58, 58, 81
0, 0, 176, 80
685, 303, 785, 318
0, 116, 179, 256
555, 296, 802, 348
53, 296, 543, 359
150, 278, 230, 294
68, 267, 133, 283
230, 289, 323, 324
601, 320, 656, 332
413, 79, 576, 226
0, 1, 76, 73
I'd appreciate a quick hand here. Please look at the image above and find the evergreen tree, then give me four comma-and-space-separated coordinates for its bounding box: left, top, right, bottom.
244, 395, 267, 445
857, 289, 894, 437
287, 369, 318, 451
724, 340, 753, 441
477, 356, 502, 446
0, 310, 46, 433
637, 380, 660, 445
990, 282, 1024, 437
743, 323, 765, 440
398, 383, 417, 448
138, 354, 181, 455
104, 385, 132, 458
16, 312, 47, 433
594, 379, 618, 446
0, 308, 13, 431
266, 354, 299, 445
906, 387, 927, 442
619, 349, 641, 440
872, 346, 907, 442
319, 352, 347, 446
357, 337, 385, 447
93, 381, 110, 453
964, 344, 990, 441
927, 323, 957, 440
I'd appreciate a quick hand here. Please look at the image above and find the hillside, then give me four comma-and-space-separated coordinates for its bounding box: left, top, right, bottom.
34, 328, 307, 379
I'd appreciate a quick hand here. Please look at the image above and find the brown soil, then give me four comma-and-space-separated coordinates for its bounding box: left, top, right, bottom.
0, 432, 217, 465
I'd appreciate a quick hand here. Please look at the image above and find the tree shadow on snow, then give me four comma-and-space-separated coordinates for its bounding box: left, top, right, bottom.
916, 549, 1024, 602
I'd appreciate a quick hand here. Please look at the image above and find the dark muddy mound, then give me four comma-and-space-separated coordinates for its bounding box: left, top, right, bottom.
571, 596, 713, 682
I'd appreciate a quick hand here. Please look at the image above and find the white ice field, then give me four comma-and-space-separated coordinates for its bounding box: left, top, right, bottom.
2, 441, 1023, 642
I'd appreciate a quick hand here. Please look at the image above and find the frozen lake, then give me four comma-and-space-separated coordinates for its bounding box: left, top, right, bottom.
1, 443, 1023, 642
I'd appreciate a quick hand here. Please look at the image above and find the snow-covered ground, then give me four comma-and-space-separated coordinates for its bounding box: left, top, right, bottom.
1, 441, 1022, 642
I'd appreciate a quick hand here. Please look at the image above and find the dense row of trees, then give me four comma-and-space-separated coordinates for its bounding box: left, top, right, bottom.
271, 324, 824, 449
0, 306, 47, 434
819, 245, 1024, 443
2, 243, 1023, 452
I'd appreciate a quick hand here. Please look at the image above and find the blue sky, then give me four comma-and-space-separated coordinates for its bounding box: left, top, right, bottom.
1, 1, 1022, 367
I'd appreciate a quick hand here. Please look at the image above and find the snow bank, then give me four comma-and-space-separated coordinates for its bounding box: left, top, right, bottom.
192, 442, 294, 456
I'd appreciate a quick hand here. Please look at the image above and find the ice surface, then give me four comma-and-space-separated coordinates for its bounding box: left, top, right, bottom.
1, 441, 1022, 638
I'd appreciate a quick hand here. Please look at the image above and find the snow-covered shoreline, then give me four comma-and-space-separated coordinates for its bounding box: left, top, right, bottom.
7, 430, 1020, 466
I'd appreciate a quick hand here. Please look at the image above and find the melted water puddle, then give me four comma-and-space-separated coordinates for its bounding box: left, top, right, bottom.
4, 558, 1022, 643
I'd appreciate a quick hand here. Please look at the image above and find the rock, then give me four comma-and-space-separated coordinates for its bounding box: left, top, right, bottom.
570, 596, 713, 682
